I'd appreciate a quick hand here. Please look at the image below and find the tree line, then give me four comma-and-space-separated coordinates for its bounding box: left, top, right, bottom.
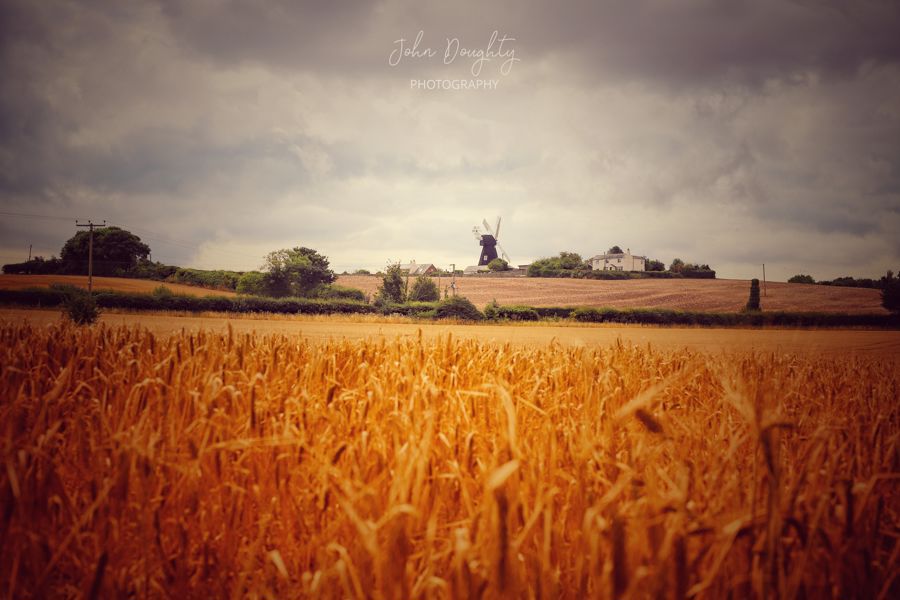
527, 247, 715, 279
2, 227, 364, 301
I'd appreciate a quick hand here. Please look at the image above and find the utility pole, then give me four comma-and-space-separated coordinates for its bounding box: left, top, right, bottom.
76, 220, 105, 293
762, 263, 767, 297
27, 244, 32, 261
405, 259, 411, 299
450, 263, 457, 296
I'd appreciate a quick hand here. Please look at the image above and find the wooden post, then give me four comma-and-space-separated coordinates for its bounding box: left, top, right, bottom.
76, 220, 105, 293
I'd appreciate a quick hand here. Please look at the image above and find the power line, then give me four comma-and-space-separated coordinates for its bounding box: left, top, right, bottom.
0, 211, 263, 266
0, 211, 351, 270
0, 210, 75, 222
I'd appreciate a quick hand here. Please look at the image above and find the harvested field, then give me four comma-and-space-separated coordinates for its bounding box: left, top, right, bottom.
0, 274, 237, 297
337, 275, 887, 313
0, 320, 897, 598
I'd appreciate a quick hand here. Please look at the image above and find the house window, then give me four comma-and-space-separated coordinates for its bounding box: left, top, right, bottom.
617, 258, 621, 263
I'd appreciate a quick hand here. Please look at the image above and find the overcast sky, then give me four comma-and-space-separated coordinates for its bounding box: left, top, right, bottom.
1, 0, 899, 280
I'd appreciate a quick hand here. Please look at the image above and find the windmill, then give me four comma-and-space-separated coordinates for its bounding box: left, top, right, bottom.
472, 216, 510, 266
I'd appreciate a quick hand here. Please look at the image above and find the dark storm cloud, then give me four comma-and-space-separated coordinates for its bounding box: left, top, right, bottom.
147, 0, 900, 86
156, 0, 380, 70
1, 0, 899, 278
532, 0, 900, 86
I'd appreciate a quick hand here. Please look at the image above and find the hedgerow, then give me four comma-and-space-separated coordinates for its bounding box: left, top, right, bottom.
1, 289, 898, 327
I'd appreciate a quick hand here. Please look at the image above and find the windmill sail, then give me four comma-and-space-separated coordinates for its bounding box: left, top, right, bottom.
473, 216, 508, 266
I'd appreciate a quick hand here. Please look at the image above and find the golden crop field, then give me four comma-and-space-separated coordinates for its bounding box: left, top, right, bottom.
1, 321, 898, 599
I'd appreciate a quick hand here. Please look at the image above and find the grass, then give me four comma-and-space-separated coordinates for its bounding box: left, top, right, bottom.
0, 321, 898, 598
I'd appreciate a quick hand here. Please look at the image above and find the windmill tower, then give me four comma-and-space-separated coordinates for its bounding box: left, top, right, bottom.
472, 216, 511, 266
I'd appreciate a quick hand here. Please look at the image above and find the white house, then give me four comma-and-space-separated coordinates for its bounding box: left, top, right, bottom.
589, 248, 646, 272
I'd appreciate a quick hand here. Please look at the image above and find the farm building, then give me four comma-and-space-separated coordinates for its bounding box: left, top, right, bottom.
589, 249, 646, 272
399, 261, 438, 276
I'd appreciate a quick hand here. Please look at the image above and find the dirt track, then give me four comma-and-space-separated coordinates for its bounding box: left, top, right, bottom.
337, 275, 887, 313
4, 308, 898, 357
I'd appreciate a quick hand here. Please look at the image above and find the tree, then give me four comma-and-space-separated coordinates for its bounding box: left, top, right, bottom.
408, 275, 440, 302
262, 247, 336, 297
236, 271, 267, 295
788, 274, 815, 284
3, 256, 63, 274
376, 264, 407, 304
527, 252, 590, 277
669, 258, 685, 273
487, 258, 510, 272
607, 245, 623, 254
645, 259, 665, 272
882, 270, 900, 313
558, 251, 585, 270
60, 226, 150, 276
746, 278, 761, 311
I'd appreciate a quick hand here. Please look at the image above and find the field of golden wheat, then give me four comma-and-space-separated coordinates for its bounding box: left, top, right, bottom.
1, 321, 898, 598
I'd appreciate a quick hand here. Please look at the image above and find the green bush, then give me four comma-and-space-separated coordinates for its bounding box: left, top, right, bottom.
485, 304, 540, 321
527, 252, 589, 277
487, 258, 510, 272
62, 288, 100, 325
170, 268, 242, 291
681, 268, 716, 279
565, 306, 900, 328
0, 287, 65, 306
883, 271, 900, 313
152, 285, 175, 298
128, 261, 178, 280
581, 270, 631, 280
534, 307, 576, 319
408, 275, 440, 302
529, 267, 688, 280
2, 257, 65, 274
433, 296, 483, 321
378, 301, 439, 317
483, 299, 500, 319
788, 274, 816, 284
316, 284, 366, 302
818, 276, 880, 289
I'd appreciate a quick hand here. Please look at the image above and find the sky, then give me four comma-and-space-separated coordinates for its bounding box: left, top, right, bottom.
1, 0, 899, 281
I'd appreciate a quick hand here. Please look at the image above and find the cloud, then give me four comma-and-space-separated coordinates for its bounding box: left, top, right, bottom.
1, 0, 899, 281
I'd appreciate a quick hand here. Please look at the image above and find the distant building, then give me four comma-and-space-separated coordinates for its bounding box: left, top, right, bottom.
399, 261, 438, 276
589, 248, 646, 272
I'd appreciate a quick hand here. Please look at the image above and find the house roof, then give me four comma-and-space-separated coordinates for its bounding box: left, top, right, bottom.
589, 253, 646, 261
400, 263, 436, 275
